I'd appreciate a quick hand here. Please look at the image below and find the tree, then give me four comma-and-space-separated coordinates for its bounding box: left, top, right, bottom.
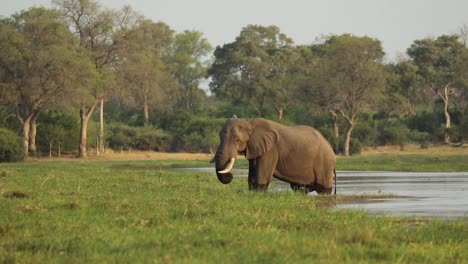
114, 20, 174, 125
209, 25, 295, 118
294, 44, 341, 150
165, 30, 212, 112
386, 60, 429, 116
0, 7, 88, 156
53, 0, 135, 157
311, 34, 387, 156
407, 35, 467, 144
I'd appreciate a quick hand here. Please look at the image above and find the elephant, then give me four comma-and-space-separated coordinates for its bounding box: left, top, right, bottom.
211, 118, 336, 194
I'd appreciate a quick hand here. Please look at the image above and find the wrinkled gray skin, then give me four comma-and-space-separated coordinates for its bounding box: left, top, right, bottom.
213, 118, 336, 194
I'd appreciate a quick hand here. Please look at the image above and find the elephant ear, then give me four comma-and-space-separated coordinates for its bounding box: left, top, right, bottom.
246, 125, 279, 160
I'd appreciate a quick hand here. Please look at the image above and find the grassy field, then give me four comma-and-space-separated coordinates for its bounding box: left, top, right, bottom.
1, 146, 467, 263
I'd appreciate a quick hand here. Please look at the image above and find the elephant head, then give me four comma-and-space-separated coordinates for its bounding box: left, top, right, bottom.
212, 118, 279, 184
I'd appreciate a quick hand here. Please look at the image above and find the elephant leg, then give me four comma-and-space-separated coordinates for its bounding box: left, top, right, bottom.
290, 183, 301, 191
305, 184, 316, 193
315, 183, 333, 195
290, 183, 316, 194
248, 159, 257, 190
250, 150, 277, 191
248, 159, 267, 191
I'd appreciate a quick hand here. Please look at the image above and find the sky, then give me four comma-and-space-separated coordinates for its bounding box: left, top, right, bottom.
2, 0, 467, 61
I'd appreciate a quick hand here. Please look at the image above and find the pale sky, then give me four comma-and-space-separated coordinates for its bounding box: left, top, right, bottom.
2, 0, 467, 61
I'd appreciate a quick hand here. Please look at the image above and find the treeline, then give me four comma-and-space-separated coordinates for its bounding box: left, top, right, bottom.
1, 1, 467, 161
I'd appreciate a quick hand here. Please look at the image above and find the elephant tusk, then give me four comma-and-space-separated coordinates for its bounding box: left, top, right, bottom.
218, 158, 235, 174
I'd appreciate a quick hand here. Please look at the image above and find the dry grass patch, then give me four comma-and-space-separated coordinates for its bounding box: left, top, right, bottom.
360, 144, 468, 156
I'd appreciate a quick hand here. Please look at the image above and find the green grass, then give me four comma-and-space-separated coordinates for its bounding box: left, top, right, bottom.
0, 159, 467, 263
336, 154, 468, 172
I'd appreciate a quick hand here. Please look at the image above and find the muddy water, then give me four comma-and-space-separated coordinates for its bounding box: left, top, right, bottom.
174, 168, 468, 218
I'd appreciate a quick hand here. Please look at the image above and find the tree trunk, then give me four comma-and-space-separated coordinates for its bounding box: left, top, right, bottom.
274, 104, 284, 121
58, 143, 61, 158
433, 84, 451, 144
28, 112, 39, 154
343, 124, 354, 157
21, 120, 31, 157
49, 141, 53, 158
338, 109, 356, 157
78, 101, 98, 158
16, 110, 34, 157
330, 110, 339, 153
78, 113, 89, 158
442, 92, 451, 144
98, 98, 105, 154
143, 99, 149, 126
29, 119, 37, 154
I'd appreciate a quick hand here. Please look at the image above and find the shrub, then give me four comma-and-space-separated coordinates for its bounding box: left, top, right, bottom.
170, 117, 225, 152
0, 128, 24, 162
458, 115, 468, 143
134, 127, 171, 151
106, 123, 171, 151
383, 123, 411, 150
36, 110, 80, 156
354, 122, 378, 147
338, 137, 362, 156
409, 130, 431, 149
406, 111, 442, 142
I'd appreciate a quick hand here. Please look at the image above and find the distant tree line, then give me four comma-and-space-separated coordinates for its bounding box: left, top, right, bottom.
1, 0, 467, 161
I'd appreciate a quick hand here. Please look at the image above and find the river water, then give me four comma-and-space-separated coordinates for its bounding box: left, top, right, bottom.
174, 168, 468, 218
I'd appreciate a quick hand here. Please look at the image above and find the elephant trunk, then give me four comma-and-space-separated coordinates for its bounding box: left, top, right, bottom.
214, 148, 234, 184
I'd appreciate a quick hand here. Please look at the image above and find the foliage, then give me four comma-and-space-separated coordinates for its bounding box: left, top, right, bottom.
338, 137, 362, 155
458, 115, 468, 142
164, 30, 213, 112
1, 4, 468, 156
106, 123, 171, 152
0, 7, 93, 156
406, 111, 444, 142
36, 110, 80, 156
381, 122, 411, 150
0, 128, 24, 162
156, 110, 225, 152
209, 25, 297, 118
407, 35, 468, 143
114, 20, 174, 125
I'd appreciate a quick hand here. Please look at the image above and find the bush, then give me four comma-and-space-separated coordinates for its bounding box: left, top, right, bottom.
156, 110, 225, 152
107, 123, 171, 151
134, 127, 171, 151
170, 117, 225, 152
409, 130, 431, 149
36, 110, 80, 156
458, 115, 468, 143
0, 128, 24, 162
406, 111, 442, 142
382, 123, 411, 150
354, 122, 378, 147
337, 137, 362, 156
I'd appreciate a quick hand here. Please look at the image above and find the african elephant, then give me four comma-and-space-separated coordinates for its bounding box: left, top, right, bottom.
211, 118, 336, 194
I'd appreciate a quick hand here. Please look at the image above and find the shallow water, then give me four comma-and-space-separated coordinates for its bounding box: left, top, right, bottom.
173, 167, 468, 218
334, 171, 468, 218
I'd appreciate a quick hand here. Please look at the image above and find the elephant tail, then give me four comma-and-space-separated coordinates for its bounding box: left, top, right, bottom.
334, 167, 337, 195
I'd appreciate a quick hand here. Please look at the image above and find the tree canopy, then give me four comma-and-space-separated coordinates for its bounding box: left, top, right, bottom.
1, 4, 467, 159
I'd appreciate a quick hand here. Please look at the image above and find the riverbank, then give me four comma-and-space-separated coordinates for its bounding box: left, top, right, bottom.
27, 144, 468, 172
